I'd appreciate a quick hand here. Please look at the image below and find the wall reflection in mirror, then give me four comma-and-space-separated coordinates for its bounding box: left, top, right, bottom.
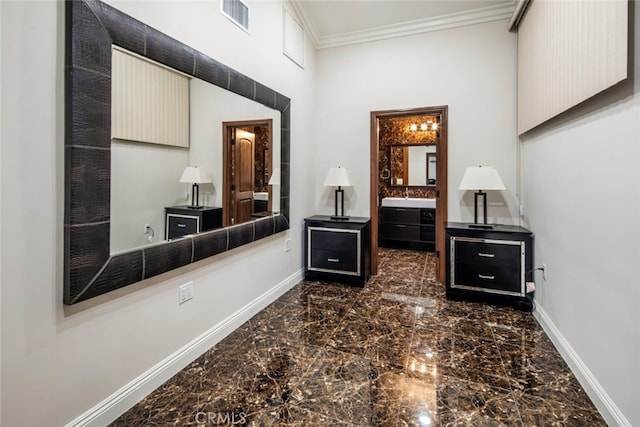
389, 144, 436, 187
110, 48, 280, 254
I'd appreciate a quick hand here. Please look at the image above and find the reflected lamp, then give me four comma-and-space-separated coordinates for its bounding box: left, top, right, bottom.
180, 166, 211, 209
268, 167, 281, 185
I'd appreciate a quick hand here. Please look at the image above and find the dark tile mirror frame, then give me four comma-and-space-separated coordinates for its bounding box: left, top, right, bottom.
64, 0, 290, 305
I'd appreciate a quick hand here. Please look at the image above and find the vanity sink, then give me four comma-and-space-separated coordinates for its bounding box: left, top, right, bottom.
381, 197, 436, 209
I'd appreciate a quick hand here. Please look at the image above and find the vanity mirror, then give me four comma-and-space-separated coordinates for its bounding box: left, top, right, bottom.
64, 0, 290, 305
389, 144, 437, 187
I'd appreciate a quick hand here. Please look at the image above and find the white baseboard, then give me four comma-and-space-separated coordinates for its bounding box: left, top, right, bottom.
66, 268, 304, 427
534, 306, 631, 427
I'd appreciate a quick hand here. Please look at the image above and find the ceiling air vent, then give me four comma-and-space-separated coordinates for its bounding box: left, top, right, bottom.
221, 0, 249, 32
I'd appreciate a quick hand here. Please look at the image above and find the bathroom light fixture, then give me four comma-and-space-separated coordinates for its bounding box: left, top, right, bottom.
179, 166, 211, 209
459, 165, 505, 228
268, 167, 281, 185
323, 166, 352, 220
410, 121, 439, 132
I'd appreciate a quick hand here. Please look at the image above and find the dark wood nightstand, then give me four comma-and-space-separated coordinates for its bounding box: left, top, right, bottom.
304, 215, 371, 286
165, 206, 222, 240
445, 222, 534, 310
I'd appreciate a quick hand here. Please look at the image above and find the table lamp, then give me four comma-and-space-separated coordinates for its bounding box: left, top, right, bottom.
323, 166, 352, 220
459, 165, 505, 228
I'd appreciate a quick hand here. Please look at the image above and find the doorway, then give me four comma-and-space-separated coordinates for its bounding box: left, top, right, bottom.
370, 106, 448, 283
223, 119, 273, 226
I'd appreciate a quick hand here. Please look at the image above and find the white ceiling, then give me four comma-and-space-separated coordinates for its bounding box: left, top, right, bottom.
289, 0, 517, 49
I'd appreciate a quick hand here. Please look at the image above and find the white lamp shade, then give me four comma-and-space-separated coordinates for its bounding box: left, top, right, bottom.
179, 166, 211, 184
268, 167, 281, 185
459, 166, 506, 190
323, 167, 352, 187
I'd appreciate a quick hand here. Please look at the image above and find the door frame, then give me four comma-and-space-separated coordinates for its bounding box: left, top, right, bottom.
222, 119, 273, 227
369, 106, 448, 283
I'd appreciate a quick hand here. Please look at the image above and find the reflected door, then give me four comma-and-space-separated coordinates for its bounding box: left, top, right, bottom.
232, 129, 255, 225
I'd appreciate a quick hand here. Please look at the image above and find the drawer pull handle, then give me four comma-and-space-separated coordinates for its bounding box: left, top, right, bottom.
327, 258, 340, 263
478, 274, 495, 280
478, 252, 495, 258
177, 223, 187, 228
396, 225, 407, 228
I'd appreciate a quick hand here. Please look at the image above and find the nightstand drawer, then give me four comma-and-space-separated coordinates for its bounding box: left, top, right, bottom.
310, 249, 358, 273
453, 262, 521, 294
454, 239, 522, 268
167, 215, 198, 239
309, 228, 358, 251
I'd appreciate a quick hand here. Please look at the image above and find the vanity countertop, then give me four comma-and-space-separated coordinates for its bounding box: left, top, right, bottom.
381, 197, 436, 209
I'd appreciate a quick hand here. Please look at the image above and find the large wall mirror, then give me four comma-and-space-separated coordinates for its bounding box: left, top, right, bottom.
64, 0, 290, 305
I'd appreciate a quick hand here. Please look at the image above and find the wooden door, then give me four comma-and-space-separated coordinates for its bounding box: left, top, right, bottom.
223, 120, 273, 227
233, 129, 255, 225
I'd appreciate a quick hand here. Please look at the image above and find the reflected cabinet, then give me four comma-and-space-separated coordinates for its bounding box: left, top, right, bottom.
165, 206, 222, 240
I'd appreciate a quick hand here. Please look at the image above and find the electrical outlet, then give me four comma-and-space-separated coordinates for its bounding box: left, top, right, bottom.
144, 223, 150, 233
179, 281, 193, 304
284, 238, 291, 252
542, 263, 547, 281
526, 281, 536, 293
519, 205, 525, 217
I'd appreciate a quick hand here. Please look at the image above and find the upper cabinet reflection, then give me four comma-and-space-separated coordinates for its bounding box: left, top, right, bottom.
110, 48, 280, 254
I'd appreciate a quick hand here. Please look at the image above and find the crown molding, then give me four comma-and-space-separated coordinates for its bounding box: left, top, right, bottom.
288, 0, 320, 47
291, 2, 516, 50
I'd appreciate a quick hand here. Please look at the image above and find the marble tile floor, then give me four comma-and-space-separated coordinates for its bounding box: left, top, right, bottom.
110, 248, 605, 426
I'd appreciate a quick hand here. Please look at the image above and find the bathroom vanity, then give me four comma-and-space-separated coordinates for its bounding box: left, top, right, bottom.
304, 216, 371, 286
445, 222, 534, 310
379, 197, 436, 250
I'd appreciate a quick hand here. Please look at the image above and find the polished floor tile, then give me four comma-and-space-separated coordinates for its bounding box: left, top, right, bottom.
110, 248, 605, 426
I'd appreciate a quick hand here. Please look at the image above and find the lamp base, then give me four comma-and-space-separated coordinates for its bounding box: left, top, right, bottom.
187, 205, 204, 209
330, 215, 350, 221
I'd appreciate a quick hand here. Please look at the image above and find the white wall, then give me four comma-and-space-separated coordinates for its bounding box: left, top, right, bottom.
314, 19, 519, 224
0, 1, 316, 426
520, 4, 640, 424
111, 141, 189, 252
